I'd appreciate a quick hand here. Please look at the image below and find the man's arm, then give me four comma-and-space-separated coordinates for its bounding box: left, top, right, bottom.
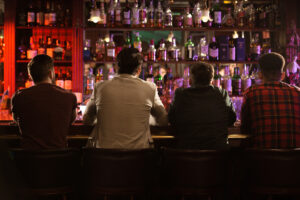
151, 88, 168, 126
83, 89, 97, 125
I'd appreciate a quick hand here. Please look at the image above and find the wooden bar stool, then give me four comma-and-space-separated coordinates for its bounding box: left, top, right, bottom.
82, 148, 158, 200
11, 148, 81, 200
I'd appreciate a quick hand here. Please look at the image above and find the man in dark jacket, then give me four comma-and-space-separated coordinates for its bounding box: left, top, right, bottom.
168, 62, 236, 149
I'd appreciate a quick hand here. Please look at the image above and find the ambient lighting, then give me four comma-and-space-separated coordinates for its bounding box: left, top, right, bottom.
89, 8, 100, 23
201, 9, 211, 23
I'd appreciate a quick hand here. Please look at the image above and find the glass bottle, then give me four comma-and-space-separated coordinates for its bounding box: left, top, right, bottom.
38, 38, 46, 55
147, 0, 155, 27
236, 1, 245, 27
155, 1, 163, 28
222, 65, 232, 95
232, 67, 242, 96
148, 39, 156, 62
146, 65, 154, 83
36, 0, 44, 26
56, 69, 65, 89
49, 0, 56, 27
185, 36, 195, 61
154, 67, 163, 96
64, 41, 72, 60
261, 31, 271, 54
18, 38, 27, 60
183, 7, 193, 28
27, 0, 36, 26
250, 33, 261, 61
213, 66, 222, 88
64, 9, 72, 27
133, 32, 142, 52
164, 6, 172, 27
193, 2, 202, 28
259, 6, 267, 28
168, 37, 180, 61
222, 7, 234, 27
248, 5, 256, 28
241, 64, 251, 92
139, 0, 147, 27
197, 37, 208, 61
107, 0, 115, 27
211, 0, 222, 28
85, 68, 95, 95
229, 36, 236, 61
131, 0, 140, 27
98, 2, 107, 27
115, 0, 122, 27
106, 34, 116, 61
96, 67, 104, 83
108, 67, 115, 80
163, 67, 173, 88
53, 39, 64, 60
124, 33, 132, 48
183, 67, 190, 88
56, 1, 64, 27
95, 38, 106, 61
209, 36, 219, 61
64, 69, 72, 91
123, 0, 131, 27
27, 36, 37, 60
83, 39, 91, 61
158, 39, 167, 61
44, 0, 50, 26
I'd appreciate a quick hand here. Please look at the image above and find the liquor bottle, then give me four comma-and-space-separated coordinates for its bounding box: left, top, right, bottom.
266, 5, 275, 29
96, 68, 103, 83
106, 34, 116, 61
229, 36, 236, 61
53, 39, 64, 60
18, 7, 27, 26
259, 6, 267, 28
183, 67, 190, 88
211, 0, 222, 28
115, 0, 122, 27
154, 67, 163, 96
124, 33, 132, 48
64, 9, 72, 27
168, 37, 180, 61
36, 0, 44, 26
95, 38, 106, 61
157, 39, 167, 62
44, 0, 50, 26
147, 0, 155, 27
146, 65, 154, 83
248, 5, 256, 28
99, 2, 107, 27
185, 36, 195, 61
108, 67, 115, 80
197, 37, 208, 61
38, 38, 46, 55
219, 36, 229, 61
148, 39, 156, 62
209, 36, 219, 61
27, 0, 36, 26
236, 36, 245, 61
133, 32, 142, 52
232, 67, 242, 96
49, 0, 56, 27
274, 4, 281, 28
213, 66, 222, 88
236, 1, 245, 27
250, 33, 261, 61
155, 1, 163, 28
123, 0, 131, 27
163, 67, 173, 87
107, 0, 115, 27
183, 7, 193, 28
85, 68, 95, 95
18, 39, 27, 60
64, 69, 72, 91
241, 64, 251, 92
261, 31, 271, 54
27, 36, 37, 60
64, 41, 72, 60
56, 1, 64, 27
131, 0, 140, 27
139, 0, 147, 28
56, 69, 65, 89
83, 39, 91, 61
222, 65, 232, 95
164, 6, 172, 27
222, 7, 234, 27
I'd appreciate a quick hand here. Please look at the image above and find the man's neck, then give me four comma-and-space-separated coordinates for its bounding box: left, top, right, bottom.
34, 79, 53, 85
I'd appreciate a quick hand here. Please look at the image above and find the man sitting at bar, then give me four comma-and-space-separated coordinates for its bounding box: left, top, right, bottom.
168, 63, 236, 149
83, 48, 168, 149
241, 52, 300, 148
11, 55, 77, 149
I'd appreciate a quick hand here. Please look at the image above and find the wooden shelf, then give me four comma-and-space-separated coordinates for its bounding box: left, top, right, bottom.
16, 60, 72, 64
16, 26, 73, 30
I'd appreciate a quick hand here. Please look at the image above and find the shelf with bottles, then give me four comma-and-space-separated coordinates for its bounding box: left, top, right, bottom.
16, 26, 73, 30
16, 60, 72, 64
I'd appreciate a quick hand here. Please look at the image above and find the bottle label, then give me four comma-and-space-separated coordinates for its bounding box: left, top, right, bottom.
201, 45, 208, 56
188, 46, 194, 59
232, 79, 242, 95
115, 10, 121, 22
87, 79, 94, 90
56, 80, 64, 88
132, 10, 139, 25
44, 13, 50, 26
134, 42, 142, 52
159, 50, 167, 61
229, 47, 236, 61
123, 11, 131, 24
108, 11, 114, 23
38, 48, 46, 55
194, 13, 202, 25
46, 48, 53, 58
214, 11, 222, 24
251, 45, 261, 54
27, 12, 35, 23
156, 12, 163, 23
149, 51, 156, 61
107, 49, 115, 57
36, 12, 44, 25
209, 47, 218, 58
64, 80, 72, 90
223, 79, 232, 92
242, 78, 251, 92
49, 13, 56, 23
27, 50, 37, 59
165, 15, 172, 26
184, 17, 192, 26
140, 10, 147, 22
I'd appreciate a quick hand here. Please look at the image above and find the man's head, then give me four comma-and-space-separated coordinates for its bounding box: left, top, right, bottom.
190, 62, 214, 86
258, 52, 285, 81
27, 55, 55, 84
117, 48, 143, 75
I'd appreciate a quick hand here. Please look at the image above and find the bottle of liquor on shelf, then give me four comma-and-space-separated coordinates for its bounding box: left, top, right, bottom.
38, 38, 46, 55
44, 0, 50, 26
85, 68, 95, 95
164, 6, 172, 27
18, 7, 27, 26
168, 37, 180, 61
261, 31, 271, 54
154, 67, 163, 96
222, 65, 232, 95
158, 39, 167, 62
236, 1, 245, 27
64, 69, 72, 91
56, 68, 65, 89
49, 0, 56, 27
132, 0, 140, 27
232, 67, 242, 96
98, 2, 107, 27
241, 64, 251, 92
83, 39, 91, 61
27, 0, 36, 26
147, 0, 155, 27
266, 5, 275, 29
107, 0, 115, 27
64, 9, 72, 27
163, 66, 173, 88
27, 36, 37, 60
95, 38, 106, 61
155, 1, 163, 28
250, 33, 261, 61
108, 67, 115, 80
222, 7, 234, 27
36, 0, 44, 26
148, 39, 156, 62
236, 35, 245, 61
258, 6, 267, 28
115, 0, 122, 27
133, 32, 142, 53
209, 36, 219, 61
139, 0, 147, 27
213, 66, 222, 88
53, 39, 64, 60
183, 7, 193, 28
211, 0, 222, 28
123, 0, 131, 27
124, 33, 132, 48
64, 41, 72, 60
219, 36, 229, 61
274, 4, 281, 28
229, 36, 236, 61
96, 67, 103, 83
197, 37, 208, 61
106, 34, 116, 61
18, 38, 27, 60
56, 1, 64, 27
146, 65, 154, 83
248, 5, 256, 28
185, 36, 195, 61
183, 67, 190, 88
193, 2, 202, 27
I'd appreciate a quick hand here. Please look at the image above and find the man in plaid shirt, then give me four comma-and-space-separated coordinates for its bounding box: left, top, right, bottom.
241, 53, 300, 148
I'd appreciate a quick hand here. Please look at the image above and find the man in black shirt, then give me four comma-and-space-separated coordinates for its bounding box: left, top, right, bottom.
168, 62, 236, 149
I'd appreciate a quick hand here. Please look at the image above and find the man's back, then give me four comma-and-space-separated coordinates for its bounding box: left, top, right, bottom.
12, 83, 77, 149
241, 82, 300, 148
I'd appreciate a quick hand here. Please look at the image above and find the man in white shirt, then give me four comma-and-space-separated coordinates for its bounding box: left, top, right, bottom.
83, 48, 168, 149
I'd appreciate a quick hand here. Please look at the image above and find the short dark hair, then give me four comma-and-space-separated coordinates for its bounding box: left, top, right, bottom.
117, 48, 143, 74
258, 52, 285, 81
191, 62, 214, 86
27, 55, 54, 83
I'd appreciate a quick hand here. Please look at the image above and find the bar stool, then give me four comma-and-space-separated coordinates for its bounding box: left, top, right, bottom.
243, 148, 300, 199
161, 148, 230, 200
11, 148, 81, 200
82, 148, 158, 200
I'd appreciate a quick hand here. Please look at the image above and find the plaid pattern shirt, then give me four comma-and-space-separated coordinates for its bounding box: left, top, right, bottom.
241, 81, 300, 148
